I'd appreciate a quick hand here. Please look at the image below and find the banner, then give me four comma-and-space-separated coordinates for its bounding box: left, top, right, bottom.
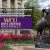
0, 17, 32, 29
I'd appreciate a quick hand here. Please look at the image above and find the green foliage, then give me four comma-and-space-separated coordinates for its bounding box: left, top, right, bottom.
26, 0, 40, 8
4, 45, 12, 50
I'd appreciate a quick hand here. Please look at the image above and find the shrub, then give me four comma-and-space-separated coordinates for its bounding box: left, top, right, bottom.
4, 44, 12, 50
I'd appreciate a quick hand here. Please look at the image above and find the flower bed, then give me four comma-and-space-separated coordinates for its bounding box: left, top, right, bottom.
0, 33, 36, 44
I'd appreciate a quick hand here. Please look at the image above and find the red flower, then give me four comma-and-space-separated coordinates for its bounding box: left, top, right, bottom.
21, 33, 31, 40
0, 33, 4, 38
11, 34, 20, 40
0, 34, 5, 42
3, 34, 10, 41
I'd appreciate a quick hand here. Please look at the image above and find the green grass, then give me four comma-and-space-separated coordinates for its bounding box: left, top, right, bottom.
16, 39, 35, 44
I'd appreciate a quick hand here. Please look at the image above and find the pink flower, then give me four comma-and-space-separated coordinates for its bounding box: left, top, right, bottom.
0, 43, 4, 48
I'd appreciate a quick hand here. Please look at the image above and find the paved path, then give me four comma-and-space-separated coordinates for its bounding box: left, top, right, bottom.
10, 46, 23, 50
9, 44, 35, 50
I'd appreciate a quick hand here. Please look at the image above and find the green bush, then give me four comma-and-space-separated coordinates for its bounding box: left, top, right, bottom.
4, 45, 12, 50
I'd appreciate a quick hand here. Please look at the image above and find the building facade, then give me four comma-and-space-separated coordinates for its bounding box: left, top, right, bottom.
0, 0, 25, 8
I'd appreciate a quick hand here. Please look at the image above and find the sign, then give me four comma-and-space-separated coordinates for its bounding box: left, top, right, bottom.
0, 17, 32, 29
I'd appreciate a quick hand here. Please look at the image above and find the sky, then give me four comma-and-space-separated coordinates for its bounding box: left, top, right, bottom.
39, 0, 50, 9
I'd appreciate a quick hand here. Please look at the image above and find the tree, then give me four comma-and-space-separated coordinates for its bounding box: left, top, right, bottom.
25, 0, 41, 9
